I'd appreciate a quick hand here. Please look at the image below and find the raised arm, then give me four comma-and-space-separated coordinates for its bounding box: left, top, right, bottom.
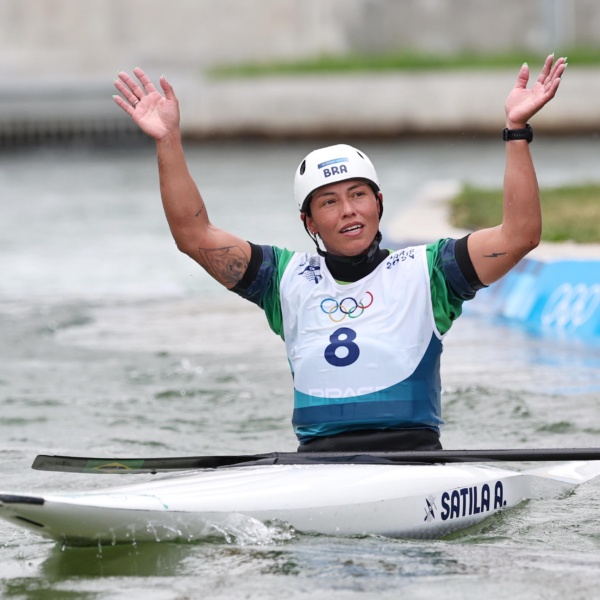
467, 54, 566, 286
113, 68, 251, 289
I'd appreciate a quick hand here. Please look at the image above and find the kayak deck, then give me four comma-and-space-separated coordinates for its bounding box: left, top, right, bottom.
1, 461, 598, 546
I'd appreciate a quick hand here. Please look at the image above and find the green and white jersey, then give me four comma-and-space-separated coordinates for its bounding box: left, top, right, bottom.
234, 240, 470, 444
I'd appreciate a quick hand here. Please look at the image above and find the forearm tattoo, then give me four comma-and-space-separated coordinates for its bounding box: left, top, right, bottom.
199, 245, 248, 286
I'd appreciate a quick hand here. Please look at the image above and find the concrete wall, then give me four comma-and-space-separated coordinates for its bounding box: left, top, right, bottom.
1, 0, 599, 79
2, 1, 600, 142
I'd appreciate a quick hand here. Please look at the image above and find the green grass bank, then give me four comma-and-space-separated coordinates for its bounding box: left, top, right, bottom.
450, 183, 600, 244
210, 48, 600, 77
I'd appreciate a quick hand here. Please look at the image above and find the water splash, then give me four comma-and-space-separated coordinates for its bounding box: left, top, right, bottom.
207, 514, 295, 546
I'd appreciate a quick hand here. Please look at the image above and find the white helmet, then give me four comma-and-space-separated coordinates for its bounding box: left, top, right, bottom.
294, 144, 380, 212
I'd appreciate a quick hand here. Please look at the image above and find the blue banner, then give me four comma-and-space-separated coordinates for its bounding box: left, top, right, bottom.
466, 257, 600, 344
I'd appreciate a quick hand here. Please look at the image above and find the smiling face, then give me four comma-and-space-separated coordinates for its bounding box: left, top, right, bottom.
302, 179, 383, 257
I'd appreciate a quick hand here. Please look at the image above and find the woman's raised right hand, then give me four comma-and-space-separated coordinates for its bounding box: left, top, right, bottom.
113, 67, 180, 140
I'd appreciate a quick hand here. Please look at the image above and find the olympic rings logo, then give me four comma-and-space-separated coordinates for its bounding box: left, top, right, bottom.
320, 292, 374, 322
541, 283, 600, 331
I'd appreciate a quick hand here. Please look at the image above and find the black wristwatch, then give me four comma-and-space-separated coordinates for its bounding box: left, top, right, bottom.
503, 123, 533, 143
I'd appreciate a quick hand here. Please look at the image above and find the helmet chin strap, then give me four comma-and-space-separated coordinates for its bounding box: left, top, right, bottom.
316, 231, 383, 265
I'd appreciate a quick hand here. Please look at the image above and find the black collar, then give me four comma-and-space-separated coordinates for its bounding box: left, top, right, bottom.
322, 235, 389, 282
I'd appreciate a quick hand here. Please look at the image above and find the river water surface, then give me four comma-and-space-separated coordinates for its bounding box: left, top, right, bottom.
1, 138, 600, 599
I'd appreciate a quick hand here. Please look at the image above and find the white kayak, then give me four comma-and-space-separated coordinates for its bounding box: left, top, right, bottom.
2, 460, 599, 546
